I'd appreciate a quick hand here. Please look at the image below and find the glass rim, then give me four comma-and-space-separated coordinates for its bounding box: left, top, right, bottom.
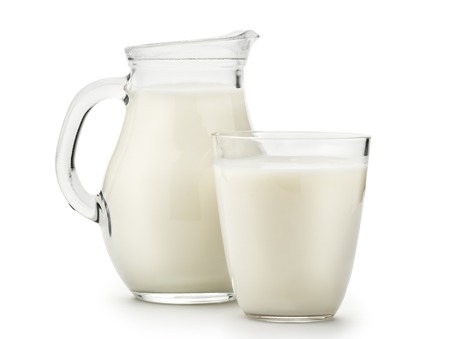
212, 131, 371, 141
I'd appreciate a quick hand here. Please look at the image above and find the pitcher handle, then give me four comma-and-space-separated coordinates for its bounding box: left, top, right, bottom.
56, 76, 128, 222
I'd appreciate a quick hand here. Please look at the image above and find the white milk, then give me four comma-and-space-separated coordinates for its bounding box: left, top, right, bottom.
214, 156, 367, 316
101, 86, 250, 294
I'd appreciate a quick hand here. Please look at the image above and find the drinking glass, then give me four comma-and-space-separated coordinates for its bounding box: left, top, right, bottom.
212, 131, 370, 322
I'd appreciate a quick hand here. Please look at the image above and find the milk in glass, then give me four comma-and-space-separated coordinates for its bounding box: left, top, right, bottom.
214, 156, 367, 316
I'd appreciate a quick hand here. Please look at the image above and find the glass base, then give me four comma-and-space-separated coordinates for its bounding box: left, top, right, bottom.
245, 313, 334, 323
133, 292, 235, 305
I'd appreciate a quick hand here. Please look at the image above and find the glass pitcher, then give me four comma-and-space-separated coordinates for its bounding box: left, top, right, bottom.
56, 31, 258, 304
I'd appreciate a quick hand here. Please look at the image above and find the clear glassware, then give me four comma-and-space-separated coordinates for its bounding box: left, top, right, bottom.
56, 31, 258, 304
212, 132, 370, 321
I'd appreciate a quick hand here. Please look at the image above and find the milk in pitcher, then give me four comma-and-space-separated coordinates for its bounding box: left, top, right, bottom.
102, 85, 250, 295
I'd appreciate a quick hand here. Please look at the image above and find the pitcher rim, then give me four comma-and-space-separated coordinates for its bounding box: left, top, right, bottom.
126, 30, 258, 51
125, 30, 259, 61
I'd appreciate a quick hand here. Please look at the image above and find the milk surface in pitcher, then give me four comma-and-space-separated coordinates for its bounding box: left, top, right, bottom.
214, 156, 367, 315
102, 84, 250, 293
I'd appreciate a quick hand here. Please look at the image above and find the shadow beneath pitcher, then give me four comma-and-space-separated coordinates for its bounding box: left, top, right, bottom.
133, 292, 235, 305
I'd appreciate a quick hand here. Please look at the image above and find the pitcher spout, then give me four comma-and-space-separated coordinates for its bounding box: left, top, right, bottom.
125, 30, 259, 62
213, 30, 259, 60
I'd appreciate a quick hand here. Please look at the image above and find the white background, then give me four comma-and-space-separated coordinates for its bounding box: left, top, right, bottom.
1, 0, 449, 338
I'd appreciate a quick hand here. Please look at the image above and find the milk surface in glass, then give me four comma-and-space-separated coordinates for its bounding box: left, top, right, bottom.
101, 85, 250, 294
214, 156, 367, 317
